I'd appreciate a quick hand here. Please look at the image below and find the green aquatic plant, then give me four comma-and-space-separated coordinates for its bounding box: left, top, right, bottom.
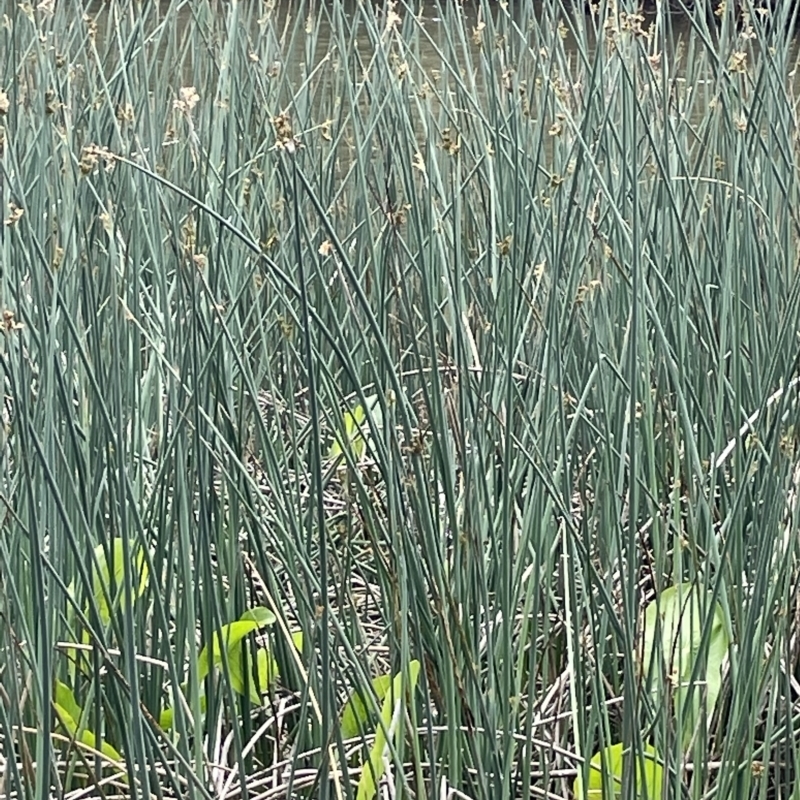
573, 742, 663, 800
355, 660, 421, 800
640, 583, 730, 750
53, 681, 123, 764
340, 673, 394, 740
327, 393, 382, 463
2, 0, 798, 798
65, 538, 150, 628
158, 606, 283, 730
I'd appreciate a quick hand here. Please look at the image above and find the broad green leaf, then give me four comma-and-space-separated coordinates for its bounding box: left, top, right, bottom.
55, 681, 83, 726
93, 539, 149, 625
640, 583, 729, 749
196, 607, 275, 685
158, 694, 207, 732
573, 742, 663, 800
239, 607, 276, 627
161, 611, 279, 727
54, 699, 123, 763
228, 643, 277, 704
356, 660, 420, 800
158, 706, 174, 730
328, 394, 382, 461
341, 674, 393, 740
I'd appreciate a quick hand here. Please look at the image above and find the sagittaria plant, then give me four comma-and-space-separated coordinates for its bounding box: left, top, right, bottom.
573, 581, 730, 799
639, 581, 730, 751
573, 742, 663, 800
56, 538, 421, 800
157, 605, 282, 731
56, 539, 150, 773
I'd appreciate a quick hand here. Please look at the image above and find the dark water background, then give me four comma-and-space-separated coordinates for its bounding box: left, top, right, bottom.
89, 1, 776, 87
150, 1, 800, 116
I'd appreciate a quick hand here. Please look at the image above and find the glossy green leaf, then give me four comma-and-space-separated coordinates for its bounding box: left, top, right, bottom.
53, 685, 123, 764
341, 674, 393, 740
93, 539, 149, 625
356, 660, 420, 800
228, 643, 277, 704
239, 607, 276, 627
158, 693, 207, 732
573, 742, 663, 800
196, 606, 275, 685
328, 394, 382, 461
640, 583, 729, 749
54, 680, 83, 725
158, 706, 174, 730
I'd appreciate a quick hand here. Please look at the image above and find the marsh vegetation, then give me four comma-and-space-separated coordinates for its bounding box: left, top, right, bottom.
1, 1, 800, 798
